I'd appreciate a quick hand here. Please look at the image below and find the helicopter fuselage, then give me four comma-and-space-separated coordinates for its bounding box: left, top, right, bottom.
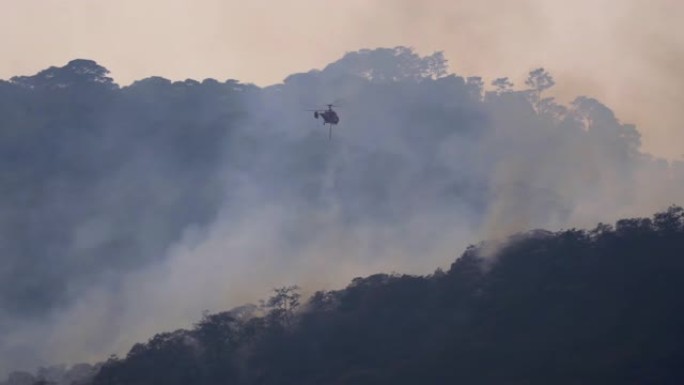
314, 107, 339, 125
312, 105, 341, 140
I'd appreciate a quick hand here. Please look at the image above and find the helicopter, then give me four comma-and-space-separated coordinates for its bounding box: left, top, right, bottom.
310, 104, 340, 140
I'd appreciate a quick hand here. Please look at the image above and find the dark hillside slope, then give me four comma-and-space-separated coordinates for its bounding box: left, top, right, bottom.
91, 206, 684, 385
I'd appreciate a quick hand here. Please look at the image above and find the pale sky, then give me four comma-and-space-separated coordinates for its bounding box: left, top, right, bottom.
1, 0, 682, 158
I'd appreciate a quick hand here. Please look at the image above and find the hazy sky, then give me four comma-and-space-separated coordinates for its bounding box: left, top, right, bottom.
1, 0, 682, 157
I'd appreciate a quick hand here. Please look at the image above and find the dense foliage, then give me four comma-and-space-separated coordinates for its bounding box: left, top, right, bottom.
87, 206, 684, 385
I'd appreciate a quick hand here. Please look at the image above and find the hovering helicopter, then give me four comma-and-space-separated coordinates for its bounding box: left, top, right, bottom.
310, 104, 340, 140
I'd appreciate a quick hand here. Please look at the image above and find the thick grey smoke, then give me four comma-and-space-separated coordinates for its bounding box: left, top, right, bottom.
0, 47, 683, 378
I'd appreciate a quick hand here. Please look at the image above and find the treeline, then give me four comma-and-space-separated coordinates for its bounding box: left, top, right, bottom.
87, 206, 684, 385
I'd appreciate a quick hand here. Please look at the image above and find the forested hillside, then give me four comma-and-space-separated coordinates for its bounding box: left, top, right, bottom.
80, 206, 684, 385
1, 47, 683, 376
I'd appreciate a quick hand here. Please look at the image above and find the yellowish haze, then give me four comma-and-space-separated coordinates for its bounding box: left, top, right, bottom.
0, 0, 682, 158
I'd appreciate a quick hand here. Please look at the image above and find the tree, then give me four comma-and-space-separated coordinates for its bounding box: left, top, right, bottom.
10, 59, 117, 90
525, 67, 555, 93
491, 77, 514, 94
653, 205, 684, 233
525, 67, 555, 107
262, 286, 301, 328
320, 46, 448, 82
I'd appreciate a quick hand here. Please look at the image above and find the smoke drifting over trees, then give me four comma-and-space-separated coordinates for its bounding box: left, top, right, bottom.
8, 206, 684, 385
0, 47, 682, 374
